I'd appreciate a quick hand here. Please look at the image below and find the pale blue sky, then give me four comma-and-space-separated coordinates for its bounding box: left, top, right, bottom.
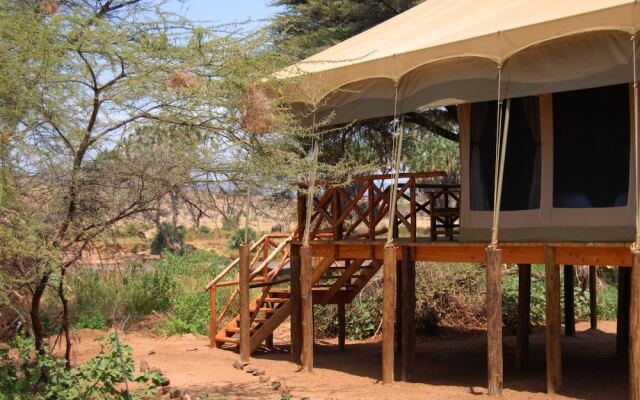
163, 0, 282, 26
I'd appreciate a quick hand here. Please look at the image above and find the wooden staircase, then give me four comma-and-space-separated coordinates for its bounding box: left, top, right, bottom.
207, 237, 383, 354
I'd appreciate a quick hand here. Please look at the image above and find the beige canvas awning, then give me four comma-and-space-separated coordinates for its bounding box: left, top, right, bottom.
279, 0, 640, 124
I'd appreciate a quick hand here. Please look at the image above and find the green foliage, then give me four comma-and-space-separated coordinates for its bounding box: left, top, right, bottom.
228, 227, 258, 249
405, 132, 461, 176
151, 223, 186, 255
222, 219, 240, 232
74, 311, 108, 330
198, 225, 212, 234
0, 334, 162, 399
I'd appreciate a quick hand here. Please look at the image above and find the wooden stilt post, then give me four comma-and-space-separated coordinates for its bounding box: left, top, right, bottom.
382, 245, 397, 384
564, 265, 575, 337
630, 253, 640, 400
486, 247, 503, 397
544, 247, 562, 394
589, 266, 597, 330
300, 245, 314, 372
395, 260, 403, 356
516, 263, 531, 370
290, 243, 302, 364
239, 244, 251, 363
618, 266, 631, 357
209, 286, 217, 348
400, 247, 415, 382
338, 303, 346, 352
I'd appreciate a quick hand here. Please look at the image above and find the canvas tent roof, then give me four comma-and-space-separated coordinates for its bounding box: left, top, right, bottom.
279, 0, 640, 124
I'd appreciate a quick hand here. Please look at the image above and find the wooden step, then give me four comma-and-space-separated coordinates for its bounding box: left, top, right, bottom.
225, 326, 256, 334
250, 307, 276, 314
264, 297, 288, 303
215, 336, 239, 345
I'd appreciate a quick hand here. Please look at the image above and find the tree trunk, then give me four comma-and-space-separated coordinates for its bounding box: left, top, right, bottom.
58, 267, 72, 369
30, 274, 50, 354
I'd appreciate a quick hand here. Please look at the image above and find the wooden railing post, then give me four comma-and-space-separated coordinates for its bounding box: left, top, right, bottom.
297, 188, 307, 239
301, 245, 314, 372
290, 243, 302, 364
239, 244, 251, 362
544, 247, 562, 394
410, 177, 417, 241
486, 247, 503, 396
382, 245, 397, 384
369, 181, 376, 241
209, 286, 217, 348
332, 189, 343, 240
630, 253, 640, 400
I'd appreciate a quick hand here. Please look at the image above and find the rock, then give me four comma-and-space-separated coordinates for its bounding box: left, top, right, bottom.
233, 360, 250, 370
270, 380, 281, 390
170, 388, 181, 399
140, 360, 150, 372
162, 386, 172, 395
259, 375, 270, 383
161, 378, 171, 387
245, 366, 256, 373
147, 349, 156, 355
252, 368, 265, 376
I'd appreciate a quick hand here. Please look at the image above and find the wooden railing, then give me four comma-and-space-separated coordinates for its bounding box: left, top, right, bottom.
297, 172, 461, 242
205, 233, 293, 342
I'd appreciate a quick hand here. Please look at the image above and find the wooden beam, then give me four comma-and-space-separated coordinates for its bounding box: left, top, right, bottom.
564, 265, 575, 337
486, 247, 503, 397
209, 286, 217, 348
338, 303, 346, 352
516, 264, 531, 370
618, 266, 631, 357
400, 247, 416, 382
239, 244, 251, 363
290, 244, 302, 364
589, 266, 597, 330
395, 260, 403, 356
630, 253, 640, 400
544, 247, 562, 394
301, 245, 314, 372
382, 245, 397, 384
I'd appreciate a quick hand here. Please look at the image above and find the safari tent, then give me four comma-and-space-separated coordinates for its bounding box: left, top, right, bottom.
208, 1, 640, 398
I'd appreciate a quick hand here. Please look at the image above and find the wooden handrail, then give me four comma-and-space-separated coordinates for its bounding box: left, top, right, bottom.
298, 171, 447, 188
205, 234, 269, 290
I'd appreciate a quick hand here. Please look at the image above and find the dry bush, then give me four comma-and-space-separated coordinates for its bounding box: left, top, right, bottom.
40, 0, 59, 15
240, 84, 276, 135
167, 71, 198, 90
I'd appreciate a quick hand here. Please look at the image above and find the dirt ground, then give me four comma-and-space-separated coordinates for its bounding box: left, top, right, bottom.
61, 320, 629, 400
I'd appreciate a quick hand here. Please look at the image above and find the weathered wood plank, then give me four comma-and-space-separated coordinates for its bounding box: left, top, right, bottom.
486, 248, 503, 397
290, 244, 302, 364
382, 246, 397, 384
239, 244, 251, 363
301, 246, 314, 372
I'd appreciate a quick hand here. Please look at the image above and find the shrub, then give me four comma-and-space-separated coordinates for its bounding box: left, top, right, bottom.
228, 227, 257, 249
0, 334, 163, 399
198, 225, 212, 234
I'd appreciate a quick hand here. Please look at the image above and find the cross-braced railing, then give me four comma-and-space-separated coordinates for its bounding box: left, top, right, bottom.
297, 172, 461, 242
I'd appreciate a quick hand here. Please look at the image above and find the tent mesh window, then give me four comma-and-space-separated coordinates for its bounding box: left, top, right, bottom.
470, 96, 541, 211
553, 84, 630, 208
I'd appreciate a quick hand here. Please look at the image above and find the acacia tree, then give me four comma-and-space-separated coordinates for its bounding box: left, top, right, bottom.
0, 0, 306, 365
270, 0, 460, 172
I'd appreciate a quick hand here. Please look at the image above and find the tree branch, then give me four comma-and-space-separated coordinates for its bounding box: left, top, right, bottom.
405, 112, 459, 142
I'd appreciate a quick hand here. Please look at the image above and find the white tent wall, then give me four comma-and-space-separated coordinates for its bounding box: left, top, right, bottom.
459, 88, 639, 243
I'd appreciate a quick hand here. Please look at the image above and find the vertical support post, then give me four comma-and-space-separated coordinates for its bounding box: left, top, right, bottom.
209, 286, 217, 348
410, 178, 417, 242
429, 192, 437, 241
400, 247, 416, 382
618, 266, 631, 357
369, 181, 376, 240
332, 190, 343, 240
564, 265, 575, 337
486, 247, 503, 397
382, 245, 397, 384
630, 253, 640, 400
338, 303, 346, 352
297, 189, 307, 239
395, 260, 403, 356
516, 263, 531, 370
544, 247, 562, 394
290, 243, 302, 364
589, 266, 597, 330
266, 334, 274, 350
300, 245, 314, 372
239, 244, 251, 363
